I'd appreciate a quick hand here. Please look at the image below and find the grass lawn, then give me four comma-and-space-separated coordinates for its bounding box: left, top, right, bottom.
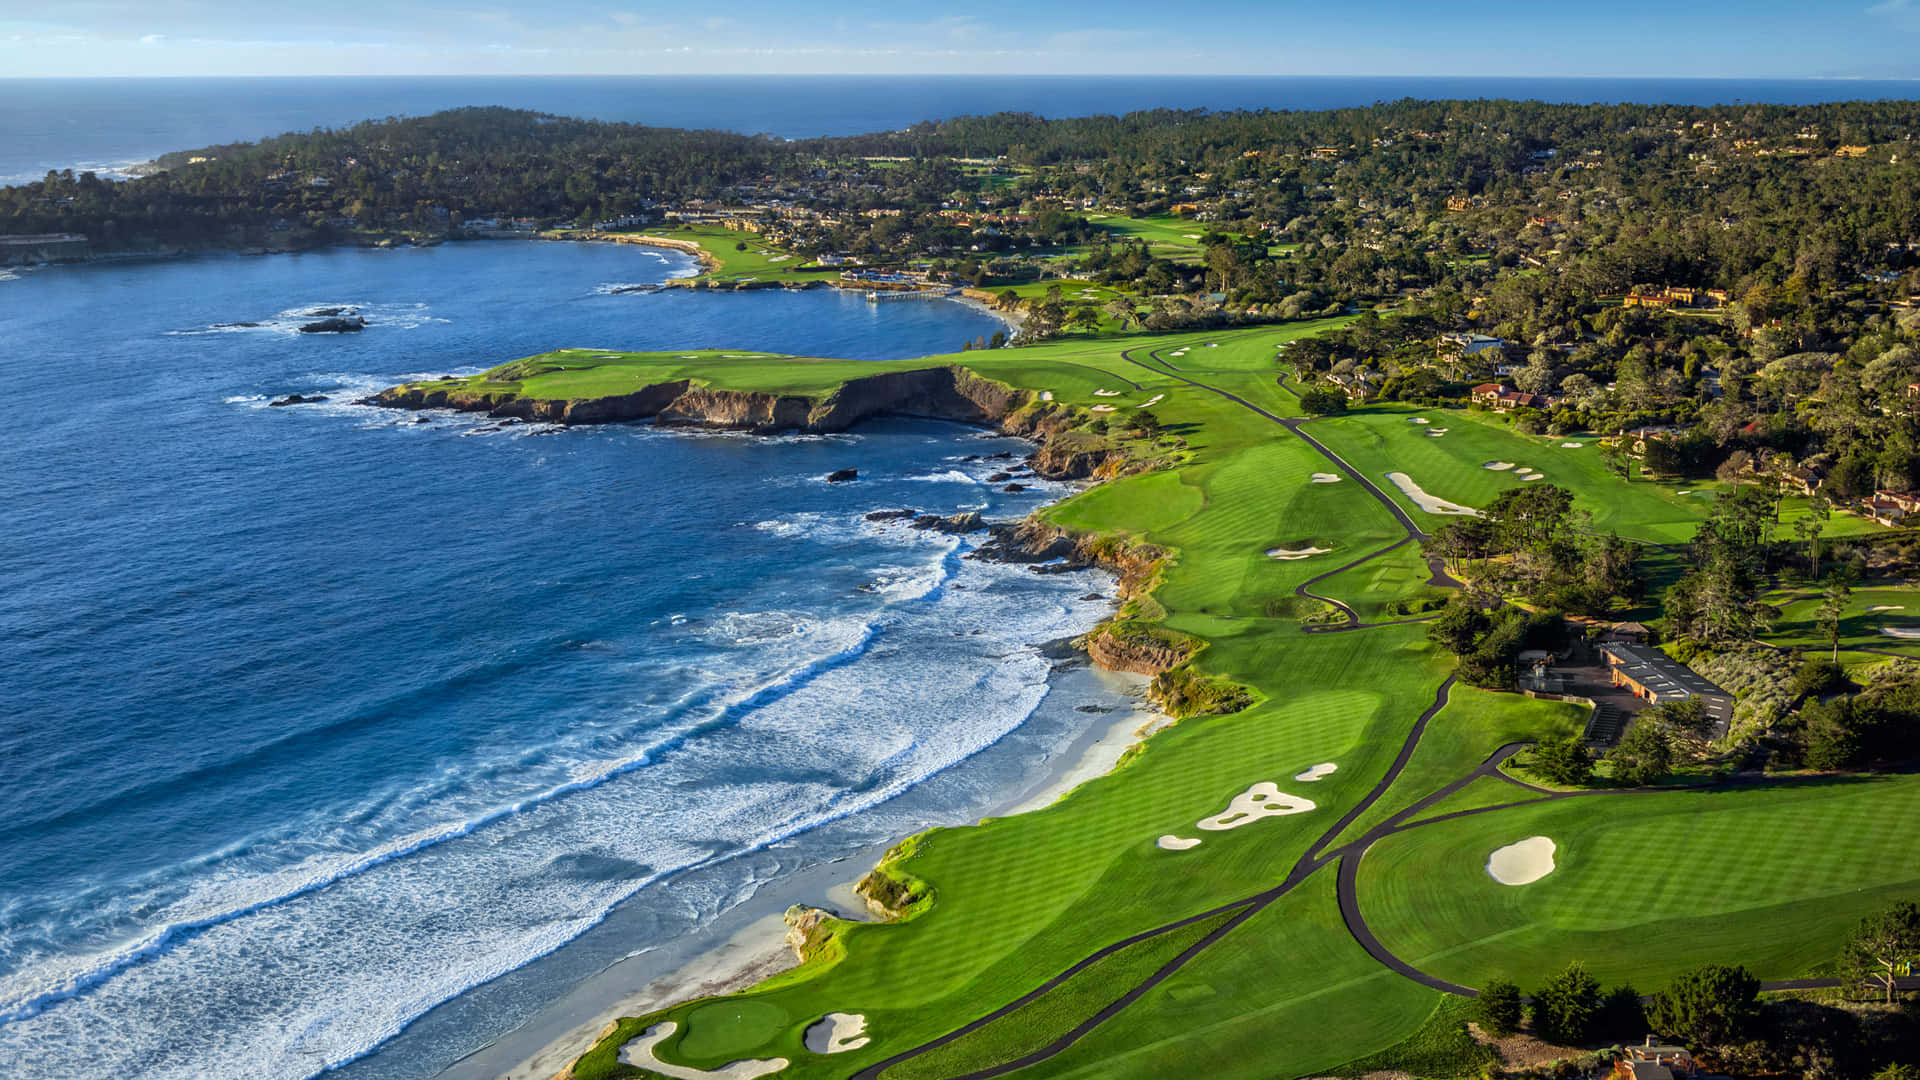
1357, 774, 1920, 990
1761, 583, 1920, 662
1087, 213, 1211, 263
1304, 404, 1714, 544
505, 321, 1920, 1080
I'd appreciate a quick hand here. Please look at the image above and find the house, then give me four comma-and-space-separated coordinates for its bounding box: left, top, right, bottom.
1611, 1039, 1696, 1079
1470, 382, 1507, 406
1782, 464, 1825, 497
1495, 390, 1544, 411
1601, 644, 1735, 733
1441, 332, 1508, 356
1865, 497, 1912, 526
1603, 622, 1652, 645
1875, 490, 1920, 515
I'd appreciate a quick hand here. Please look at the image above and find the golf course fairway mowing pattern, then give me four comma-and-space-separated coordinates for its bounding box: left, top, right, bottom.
542, 325, 1920, 1080
1356, 775, 1920, 989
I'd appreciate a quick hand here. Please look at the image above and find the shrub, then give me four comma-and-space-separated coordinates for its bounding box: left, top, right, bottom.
1298, 387, 1348, 415
1474, 978, 1524, 1037
1531, 961, 1603, 1044
1647, 964, 1760, 1048
1529, 735, 1594, 786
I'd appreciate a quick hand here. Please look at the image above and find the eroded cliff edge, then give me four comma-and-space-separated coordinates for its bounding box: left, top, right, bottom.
366, 365, 1128, 481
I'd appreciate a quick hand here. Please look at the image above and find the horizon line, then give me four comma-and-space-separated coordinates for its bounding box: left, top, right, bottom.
3, 72, 1917, 83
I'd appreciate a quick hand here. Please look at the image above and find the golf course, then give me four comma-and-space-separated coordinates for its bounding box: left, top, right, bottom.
372, 322, 1920, 1080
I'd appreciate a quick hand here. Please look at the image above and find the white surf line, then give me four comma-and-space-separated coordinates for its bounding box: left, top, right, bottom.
1197, 783, 1316, 830
1384, 473, 1481, 517
619, 1022, 788, 1079
1156, 835, 1202, 850
804, 1014, 870, 1054
1487, 836, 1556, 885
1136, 394, 1165, 408
1293, 763, 1338, 782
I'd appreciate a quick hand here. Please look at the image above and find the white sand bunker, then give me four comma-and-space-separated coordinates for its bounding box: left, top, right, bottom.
767, 254, 791, 262
1198, 783, 1316, 830
1293, 763, 1338, 782
1561, 442, 1583, 448
1409, 417, 1431, 425
804, 1013, 870, 1054
1386, 473, 1481, 517
1039, 391, 1054, 401
1090, 405, 1116, 413
1872, 605, 1906, 612
1093, 389, 1121, 397
1268, 545, 1332, 560
1157, 835, 1202, 850
1137, 394, 1165, 407
1520, 472, 1544, 482
1427, 430, 1448, 437
1882, 627, 1920, 639
1487, 836, 1557, 886
619, 1022, 788, 1080
1483, 461, 1515, 471
1310, 473, 1342, 483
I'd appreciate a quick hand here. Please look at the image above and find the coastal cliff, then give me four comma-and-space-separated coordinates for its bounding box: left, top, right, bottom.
367, 364, 1134, 481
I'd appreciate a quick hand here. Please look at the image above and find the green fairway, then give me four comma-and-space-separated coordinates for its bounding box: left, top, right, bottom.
1762, 584, 1920, 662
1357, 775, 1920, 990
1305, 404, 1715, 543
510, 321, 1920, 1080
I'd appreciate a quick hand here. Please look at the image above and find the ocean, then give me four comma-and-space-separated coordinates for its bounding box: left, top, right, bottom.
4, 74, 1920, 186
0, 240, 1127, 1079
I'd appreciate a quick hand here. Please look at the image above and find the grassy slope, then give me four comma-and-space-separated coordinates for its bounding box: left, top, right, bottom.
1358, 774, 1920, 990
524, 323, 1920, 1080
1762, 583, 1920, 663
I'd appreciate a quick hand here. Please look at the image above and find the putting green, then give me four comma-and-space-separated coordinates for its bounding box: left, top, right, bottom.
1358, 775, 1920, 989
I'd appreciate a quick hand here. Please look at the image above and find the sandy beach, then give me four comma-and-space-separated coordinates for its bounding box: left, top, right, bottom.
437, 662, 1163, 1080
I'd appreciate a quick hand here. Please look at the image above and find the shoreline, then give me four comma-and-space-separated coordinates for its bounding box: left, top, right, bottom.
444, 664, 1164, 1080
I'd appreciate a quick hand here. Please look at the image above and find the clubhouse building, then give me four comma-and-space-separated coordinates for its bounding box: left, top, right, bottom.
1599, 643, 1735, 736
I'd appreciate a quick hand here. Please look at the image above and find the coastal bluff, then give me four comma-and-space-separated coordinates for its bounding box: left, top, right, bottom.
365, 352, 1133, 481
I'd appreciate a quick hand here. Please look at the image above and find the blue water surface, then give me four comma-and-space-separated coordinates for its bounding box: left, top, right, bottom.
0, 240, 1116, 1079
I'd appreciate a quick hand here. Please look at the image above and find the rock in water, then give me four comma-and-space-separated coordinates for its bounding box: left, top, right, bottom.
825, 467, 859, 483
297, 315, 367, 334
268, 394, 330, 407
864, 508, 918, 522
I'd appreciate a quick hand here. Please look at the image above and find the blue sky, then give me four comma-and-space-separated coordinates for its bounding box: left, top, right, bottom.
2, 1, 1917, 79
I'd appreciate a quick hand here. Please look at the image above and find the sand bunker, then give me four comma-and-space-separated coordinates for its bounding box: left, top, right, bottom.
1197, 783, 1316, 830
1293, 763, 1338, 782
1873, 605, 1906, 612
1483, 461, 1515, 471
1883, 627, 1920, 639
1090, 405, 1116, 413
619, 1022, 789, 1080
1561, 442, 1583, 448
1157, 835, 1203, 850
804, 1014, 870, 1055
767, 254, 791, 262
1487, 836, 1557, 886
1267, 545, 1333, 560
1039, 391, 1054, 401
1093, 389, 1121, 397
1386, 473, 1481, 517
1138, 394, 1165, 407
1310, 473, 1342, 483
1409, 417, 1431, 425
1520, 472, 1544, 481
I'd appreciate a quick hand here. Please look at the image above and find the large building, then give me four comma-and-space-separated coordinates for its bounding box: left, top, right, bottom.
1600, 643, 1734, 735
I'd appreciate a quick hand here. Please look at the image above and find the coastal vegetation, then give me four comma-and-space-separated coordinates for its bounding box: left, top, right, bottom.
362, 312, 1920, 1079
51, 92, 1920, 1077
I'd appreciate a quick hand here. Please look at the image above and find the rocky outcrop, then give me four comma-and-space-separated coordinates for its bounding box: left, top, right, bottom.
298, 315, 366, 333
783, 904, 837, 962
268, 394, 329, 406
825, 468, 858, 483
1083, 624, 1193, 676
909, 511, 984, 534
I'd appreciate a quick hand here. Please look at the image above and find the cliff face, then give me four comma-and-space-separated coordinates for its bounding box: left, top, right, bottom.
1082, 625, 1192, 676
